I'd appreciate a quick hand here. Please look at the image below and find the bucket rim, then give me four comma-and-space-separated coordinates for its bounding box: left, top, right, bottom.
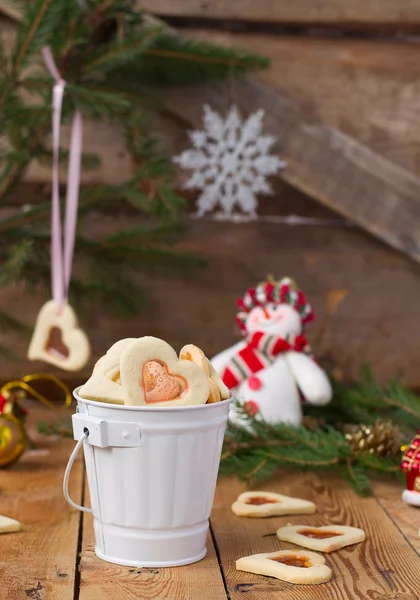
73, 386, 233, 412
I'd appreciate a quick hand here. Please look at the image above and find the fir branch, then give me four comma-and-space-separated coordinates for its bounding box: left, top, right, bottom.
88, 242, 205, 269
357, 453, 401, 473
70, 271, 148, 316
82, 26, 162, 74
0, 119, 51, 200
38, 417, 73, 438
0, 344, 22, 362
66, 84, 131, 116
37, 148, 101, 170
0, 203, 51, 233
245, 459, 268, 481
344, 463, 372, 496
265, 452, 340, 468
135, 33, 269, 84
220, 401, 409, 495
382, 381, 420, 420
75, 78, 155, 107
10, 228, 204, 270
0, 309, 29, 335
0, 33, 7, 72
123, 185, 185, 219
14, 0, 51, 70
305, 368, 420, 437
106, 221, 186, 245
19, 75, 53, 96
0, 240, 33, 285
12, 0, 66, 72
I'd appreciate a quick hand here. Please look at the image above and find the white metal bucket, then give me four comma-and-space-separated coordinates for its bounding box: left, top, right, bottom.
63, 387, 231, 568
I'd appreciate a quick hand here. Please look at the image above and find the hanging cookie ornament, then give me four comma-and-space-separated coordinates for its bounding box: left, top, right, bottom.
28, 48, 90, 371
173, 105, 286, 218
211, 276, 332, 426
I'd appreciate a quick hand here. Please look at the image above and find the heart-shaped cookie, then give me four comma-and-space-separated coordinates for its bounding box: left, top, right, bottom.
180, 344, 220, 403
276, 524, 366, 553
232, 491, 316, 518
0, 515, 20, 534
120, 337, 210, 407
28, 300, 90, 372
180, 344, 210, 376
236, 550, 331, 585
208, 359, 230, 400
180, 344, 230, 402
207, 378, 221, 403
79, 338, 136, 404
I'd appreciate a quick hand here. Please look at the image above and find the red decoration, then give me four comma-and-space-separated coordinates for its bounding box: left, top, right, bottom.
0, 394, 6, 413
294, 335, 309, 352
265, 282, 274, 301
221, 332, 312, 390
245, 400, 259, 417
401, 429, 420, 493
248, 376, 262, 391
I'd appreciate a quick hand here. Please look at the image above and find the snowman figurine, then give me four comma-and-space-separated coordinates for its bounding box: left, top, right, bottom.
211, 277, 332, 426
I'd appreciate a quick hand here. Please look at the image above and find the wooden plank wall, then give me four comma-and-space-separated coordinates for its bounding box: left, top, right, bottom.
1, 4, 420, 386
4, 8, 420, 263
140, 0, 420, 26
2, 190, 420, 387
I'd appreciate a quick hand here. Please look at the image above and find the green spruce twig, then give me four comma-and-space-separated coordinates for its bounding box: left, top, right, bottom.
220, 371, 418, 495
37, 417, 73, 438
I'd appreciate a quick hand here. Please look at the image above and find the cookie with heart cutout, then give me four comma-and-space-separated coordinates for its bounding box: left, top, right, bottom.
180, 344, 230, 402
232, 491, 316, 518
276, 524, 366, 553
0, 515, 20, 534
207, 378, 221, 403
207, 358, 230, 400
236, 550, 331, 585
180, 344, 210, 376
28, 300, 90, 372
120, 336, 210, 407
79, 338, 136, 404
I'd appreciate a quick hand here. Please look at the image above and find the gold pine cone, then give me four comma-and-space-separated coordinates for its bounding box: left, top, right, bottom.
344, 420, 402, 458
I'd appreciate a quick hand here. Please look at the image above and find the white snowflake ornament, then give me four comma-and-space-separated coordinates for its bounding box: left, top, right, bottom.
173, 105, 286, 218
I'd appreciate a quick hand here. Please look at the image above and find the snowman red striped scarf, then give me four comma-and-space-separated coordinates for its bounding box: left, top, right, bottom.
221, 331, 311, 389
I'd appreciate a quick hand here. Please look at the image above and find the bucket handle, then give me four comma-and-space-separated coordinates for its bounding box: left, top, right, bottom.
63, 430, 92, 513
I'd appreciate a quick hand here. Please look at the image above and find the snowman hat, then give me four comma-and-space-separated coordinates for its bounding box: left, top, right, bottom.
236, 276, 314, 335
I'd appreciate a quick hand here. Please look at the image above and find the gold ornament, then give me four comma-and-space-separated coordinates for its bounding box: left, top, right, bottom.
0, 373, 71, 410
344, 420, 402, 458
0, 412, 27, 468
0, 373, 71, 468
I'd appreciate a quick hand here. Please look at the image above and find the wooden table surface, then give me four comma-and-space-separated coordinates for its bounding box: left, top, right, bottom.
1, 405, 419, 600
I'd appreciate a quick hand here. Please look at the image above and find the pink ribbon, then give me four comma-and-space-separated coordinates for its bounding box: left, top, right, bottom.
42, 47, 83, 310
